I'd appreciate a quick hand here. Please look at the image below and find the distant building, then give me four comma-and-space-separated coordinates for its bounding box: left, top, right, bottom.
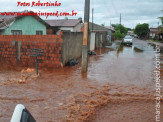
81, 23, 113, 50
45, 18, 83, 34
105, 26, 115, 43
0, 11, 49, 35
127, 30, 134, 36
149, 27, 158, 39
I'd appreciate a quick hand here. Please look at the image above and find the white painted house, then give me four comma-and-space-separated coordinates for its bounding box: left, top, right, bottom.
149, 28, 158, 39
45, 18, 83, 33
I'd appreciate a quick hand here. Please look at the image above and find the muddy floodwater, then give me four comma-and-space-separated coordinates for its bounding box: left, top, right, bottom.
0, 39, 163, 122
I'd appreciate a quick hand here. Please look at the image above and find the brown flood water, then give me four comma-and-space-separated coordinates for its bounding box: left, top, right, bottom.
0, 39, 163, 122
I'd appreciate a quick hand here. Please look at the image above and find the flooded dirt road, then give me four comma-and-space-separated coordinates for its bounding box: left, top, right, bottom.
0, 38, 163, 122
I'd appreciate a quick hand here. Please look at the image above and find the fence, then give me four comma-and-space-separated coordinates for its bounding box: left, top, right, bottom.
61, 32, 83, 66
0, 32, 63, 69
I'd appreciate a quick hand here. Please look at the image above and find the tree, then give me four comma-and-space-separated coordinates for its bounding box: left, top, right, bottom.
158, 10, 163, 40
112, 30, 125, 40
115, 24, 128, 35
111, 24, 129, 40
111, 24, 117, 28
160, 17, 163, 25
157, 10, 163, 25
160, 10, 163, 25
134, 23, 149, 38
126, 27, 132, 33
158, 16, 163, 25
101, 24, 104, 26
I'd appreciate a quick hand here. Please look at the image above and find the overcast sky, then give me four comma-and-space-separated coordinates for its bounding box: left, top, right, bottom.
0, 0, 163, 28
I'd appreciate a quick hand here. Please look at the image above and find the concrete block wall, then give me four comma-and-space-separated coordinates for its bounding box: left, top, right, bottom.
61, 32, 83, 65
0, 32, 63, 69
95, 32, 107, 49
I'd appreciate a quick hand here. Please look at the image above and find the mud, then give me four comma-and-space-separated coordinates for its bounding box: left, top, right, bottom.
64, 84, 161, 122
0, 39, 163, 122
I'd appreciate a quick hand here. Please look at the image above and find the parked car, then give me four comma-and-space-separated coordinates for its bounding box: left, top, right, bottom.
134, 34, 139, 38
122, 35, 133, 45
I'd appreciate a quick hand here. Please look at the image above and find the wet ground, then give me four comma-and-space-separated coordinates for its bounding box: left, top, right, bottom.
0, 38, 163, 122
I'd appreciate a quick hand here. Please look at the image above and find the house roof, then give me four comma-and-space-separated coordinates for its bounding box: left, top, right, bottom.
0, 15, 14, 22
105, 26, 115, 32
0, 11, 50, 30
45, 18, 82, 27
0, 17, 15, 30
0, 13, 16, 30
149, 28, 158, 32
89, 22, 109, 32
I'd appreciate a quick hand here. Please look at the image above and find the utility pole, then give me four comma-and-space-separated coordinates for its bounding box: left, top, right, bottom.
82, 0, 90, 73
120, 13, 121, 25
92, 8, 94, 31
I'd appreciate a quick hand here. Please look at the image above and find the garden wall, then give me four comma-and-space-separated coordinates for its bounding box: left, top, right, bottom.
0, 32, 63, 69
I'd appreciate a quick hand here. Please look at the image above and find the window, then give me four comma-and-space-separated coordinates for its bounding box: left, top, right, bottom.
11, 30, 22, 35
36, 31, 43, 35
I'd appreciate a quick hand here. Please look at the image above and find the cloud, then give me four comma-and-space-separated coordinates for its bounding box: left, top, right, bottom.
0, 0, 162, 28
101, 0, 163, 28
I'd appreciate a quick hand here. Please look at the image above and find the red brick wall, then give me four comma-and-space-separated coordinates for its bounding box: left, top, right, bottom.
0, 32, 63, 69
47, 29, 54, 35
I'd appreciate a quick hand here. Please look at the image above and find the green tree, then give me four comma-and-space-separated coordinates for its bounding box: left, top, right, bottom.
158, 10, 163, 36
134, 23, 149, 38
115, 24, 128, 35
111, 24, 129, 40
101, 24, 104, 26
159, 17, 163, 25
160, 10, 163, 25
112, 30, 125, 40
126, 28, 132, 31
111, 24, 117, 28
